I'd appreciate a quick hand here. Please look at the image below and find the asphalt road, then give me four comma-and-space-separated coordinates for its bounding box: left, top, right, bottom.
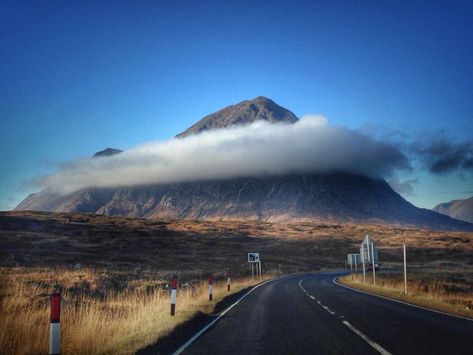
177, 272, 473, 355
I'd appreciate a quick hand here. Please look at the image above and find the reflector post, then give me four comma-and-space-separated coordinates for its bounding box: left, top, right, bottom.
208, 275, 213, 301
170, 275, 177, 316
49, 292, 61, 355
50, 293, 60, 323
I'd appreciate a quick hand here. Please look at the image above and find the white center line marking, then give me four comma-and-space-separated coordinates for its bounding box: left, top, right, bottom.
342, 321, 392, 355
300, 275, 392, 355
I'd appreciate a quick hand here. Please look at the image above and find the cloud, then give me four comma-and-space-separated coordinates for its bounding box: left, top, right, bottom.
388, 178, 418, 196
414, 136, 473, 174
35, 116, 410, 195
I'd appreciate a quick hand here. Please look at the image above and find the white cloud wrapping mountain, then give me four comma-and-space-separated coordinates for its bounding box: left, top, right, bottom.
36, 116, 409, 195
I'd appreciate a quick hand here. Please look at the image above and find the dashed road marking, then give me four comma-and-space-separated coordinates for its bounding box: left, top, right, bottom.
299, 275, 392, 355
342, 321, 392, 355
299, 278, 337, 315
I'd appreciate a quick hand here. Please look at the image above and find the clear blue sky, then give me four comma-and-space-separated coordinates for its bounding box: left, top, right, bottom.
1, 0, 472, 210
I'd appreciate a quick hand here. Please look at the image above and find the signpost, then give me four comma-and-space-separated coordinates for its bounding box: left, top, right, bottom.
248, 253, 261, 279
360, 234, 379, 284
347, 253, 360, 280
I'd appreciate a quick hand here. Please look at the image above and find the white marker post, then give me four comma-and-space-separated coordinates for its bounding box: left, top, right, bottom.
227, 271, 231, 291
170, 275, 177, 316
49, 292, 61, 355
371, 242, 376, 285
403, 244, 407, 295
208, 275, 213, 301
258, 260, 262, 279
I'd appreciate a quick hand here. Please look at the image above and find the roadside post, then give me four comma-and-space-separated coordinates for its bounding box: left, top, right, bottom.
208, 275, 213, 301
361, 247, 366, 283
371, 242, 376, 285
347, 254, 360, 280
403, 244, 407, 294
170, 275, 177, 316
49, 292, 61, 355
227, 271, 231, 291
350, 259, 353, 279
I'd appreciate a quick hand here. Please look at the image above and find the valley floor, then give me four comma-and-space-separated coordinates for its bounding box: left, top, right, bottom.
1, 211, 473, 353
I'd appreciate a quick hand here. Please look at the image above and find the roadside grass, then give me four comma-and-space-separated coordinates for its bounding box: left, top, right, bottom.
0, 267, 269, 354
1, 211, 473, 352
339, 271, 473, 319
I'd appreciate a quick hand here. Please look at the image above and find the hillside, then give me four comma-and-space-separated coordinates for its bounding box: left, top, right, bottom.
433, 196, 473, 223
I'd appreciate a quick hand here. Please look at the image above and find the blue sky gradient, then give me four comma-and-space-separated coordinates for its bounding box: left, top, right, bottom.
1, 0, 472, 210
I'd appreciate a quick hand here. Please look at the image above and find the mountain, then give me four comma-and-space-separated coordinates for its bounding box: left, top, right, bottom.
15, 96, 473, 230
176, 96, 298, 137
93, 148, 122, 158
16, 173, 472, 230
433, 196, 473, 223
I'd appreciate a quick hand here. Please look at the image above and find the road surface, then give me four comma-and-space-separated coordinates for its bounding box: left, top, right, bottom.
176, 272, 473, 354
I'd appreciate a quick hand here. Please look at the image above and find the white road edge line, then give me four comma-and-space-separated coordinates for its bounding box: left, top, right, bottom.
333, 277, 473, 322
172, 278, 275, 354
342, 321, 392, 355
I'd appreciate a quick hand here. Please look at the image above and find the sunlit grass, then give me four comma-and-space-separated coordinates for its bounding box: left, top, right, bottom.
340, 271, 473, 319
0, 268, 267, 354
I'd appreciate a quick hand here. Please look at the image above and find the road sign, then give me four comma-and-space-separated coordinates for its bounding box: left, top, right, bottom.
347, 253, 360, 266
248, 252, 260, 263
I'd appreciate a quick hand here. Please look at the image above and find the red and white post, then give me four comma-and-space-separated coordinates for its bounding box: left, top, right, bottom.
170, 275, 177, 316
208, 275, 213, 301
227, 271, 231, 291
49, 292, 61, 355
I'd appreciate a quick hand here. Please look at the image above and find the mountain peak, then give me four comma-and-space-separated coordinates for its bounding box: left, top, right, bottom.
176, 97, 298, 138
92, 148, 122, 158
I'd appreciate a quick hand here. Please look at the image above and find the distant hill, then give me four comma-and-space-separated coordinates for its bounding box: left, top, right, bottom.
15, 96, 473, 231
433, 196, 473, 223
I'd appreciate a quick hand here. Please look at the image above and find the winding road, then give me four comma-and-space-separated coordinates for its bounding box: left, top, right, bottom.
174, 272, 473, 355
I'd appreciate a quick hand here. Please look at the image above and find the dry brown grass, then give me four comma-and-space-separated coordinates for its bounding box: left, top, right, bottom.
340, 270, 473, 319
1, 211, 473, 352
0, 267, 267, 354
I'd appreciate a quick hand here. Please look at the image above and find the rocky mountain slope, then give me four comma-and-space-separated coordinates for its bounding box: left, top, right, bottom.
15, 96, 473, 230
176, 96, 297, 137
433, 196, 473, 223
